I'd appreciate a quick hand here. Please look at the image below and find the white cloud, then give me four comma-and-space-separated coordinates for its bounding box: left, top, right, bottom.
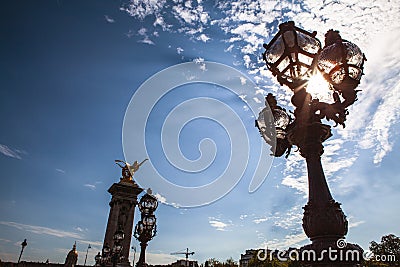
154, 193, 180, 208
253, 206, 302, 231
138, 27, 147, 36
274, 206, 303, 230
0, 221, 83, 239
154, 193, 167, 203
239, 76, 247, 85
197, 33, 210, 42
282, 153, 308, 196
56, 168, 66, 174
208, 217, 232, 231
243, 55, 251, 68
153, 15, 169, 30
348, 220, 365, 229
138, 37, 155, 45
137, 27, 155, 45
121, 0, 167, 20
104, 15, 115, 23
84, 184, 96, 190
77, 239, 103, 248
253, 217, 269, 224
260, 233, 308, 250
193, 57, 204, 64
238, 94, 247, 102
239, 214, 248, 220
73, 226, 85, 232
0, 144, 24, 159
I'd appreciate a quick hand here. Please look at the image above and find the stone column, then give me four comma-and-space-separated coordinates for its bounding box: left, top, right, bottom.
103, 180, 143, 266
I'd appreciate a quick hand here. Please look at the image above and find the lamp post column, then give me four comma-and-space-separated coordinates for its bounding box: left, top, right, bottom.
17, 239, 27, 264
288, 119, 348, 239
136, 242, 147, 267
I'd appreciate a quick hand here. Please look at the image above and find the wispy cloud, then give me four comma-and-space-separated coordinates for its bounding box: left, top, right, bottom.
0, 221, 83, 239
253, 206, 302, 231
138, 37, 155, 45
349, 220, 365, 229
208, 217, 233, 231
0, 144, 26, 159
253, 217, 269, 224
282, 153, 308, 196
84, 184, 96, 190
77, 239, 103, 248
56, 168, 66, 174
260, 233, 308, 250
83, 181, 102, 191
154, 193, 180, 208
137, 27, 155, 45
104, 15, 115, 23
73, 226, 85, 232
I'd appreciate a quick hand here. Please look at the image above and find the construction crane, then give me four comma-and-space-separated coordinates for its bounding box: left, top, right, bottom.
171, 248, 195, 267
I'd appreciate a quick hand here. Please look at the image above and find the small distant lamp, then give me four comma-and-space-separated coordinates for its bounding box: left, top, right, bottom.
17, 239, 27, 264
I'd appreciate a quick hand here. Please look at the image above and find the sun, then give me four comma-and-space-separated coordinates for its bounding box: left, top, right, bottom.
306, 72, 332, 102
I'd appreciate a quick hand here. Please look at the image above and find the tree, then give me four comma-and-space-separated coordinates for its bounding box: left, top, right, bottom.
206, 258, 222, 267
367, 234, 400, 267
224, 257, 238, 267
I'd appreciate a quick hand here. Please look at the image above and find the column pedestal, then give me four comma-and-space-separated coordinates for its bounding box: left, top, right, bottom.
103, 181, 143, 267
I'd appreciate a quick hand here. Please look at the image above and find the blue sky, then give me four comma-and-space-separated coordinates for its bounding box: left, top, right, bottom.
1, 0, 400, 265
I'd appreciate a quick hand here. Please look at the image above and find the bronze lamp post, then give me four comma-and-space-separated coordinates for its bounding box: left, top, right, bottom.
17, 239, 27, 264
134, 189, 158, 267
96, 227, 125, 267
256, 21, 366, 266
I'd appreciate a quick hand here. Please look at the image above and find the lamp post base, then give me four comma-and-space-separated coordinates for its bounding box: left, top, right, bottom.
302, 200, 348, 242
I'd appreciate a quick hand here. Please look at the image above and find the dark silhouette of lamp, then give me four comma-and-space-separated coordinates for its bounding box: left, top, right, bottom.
257, 21, 366, 267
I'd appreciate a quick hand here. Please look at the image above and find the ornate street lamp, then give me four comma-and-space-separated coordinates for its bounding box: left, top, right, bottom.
134, 189, 158, 267
111, 226, 125, 267
17, 239, 27, 264
83, 244, 91, 266
257, 21, 366, 266
97, 227, 125, 267
95, 252, 102, 267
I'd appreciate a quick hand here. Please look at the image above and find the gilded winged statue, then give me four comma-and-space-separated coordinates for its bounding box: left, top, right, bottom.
115, 159, 148, 182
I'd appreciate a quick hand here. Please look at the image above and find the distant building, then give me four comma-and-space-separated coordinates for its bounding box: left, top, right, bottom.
239, 249, 258, 267
171, 260, 198, 267
148, 260, 198, 267
0, 263, 85, 267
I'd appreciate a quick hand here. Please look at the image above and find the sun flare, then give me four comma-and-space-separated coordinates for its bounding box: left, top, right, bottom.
306, 72, 332, 102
